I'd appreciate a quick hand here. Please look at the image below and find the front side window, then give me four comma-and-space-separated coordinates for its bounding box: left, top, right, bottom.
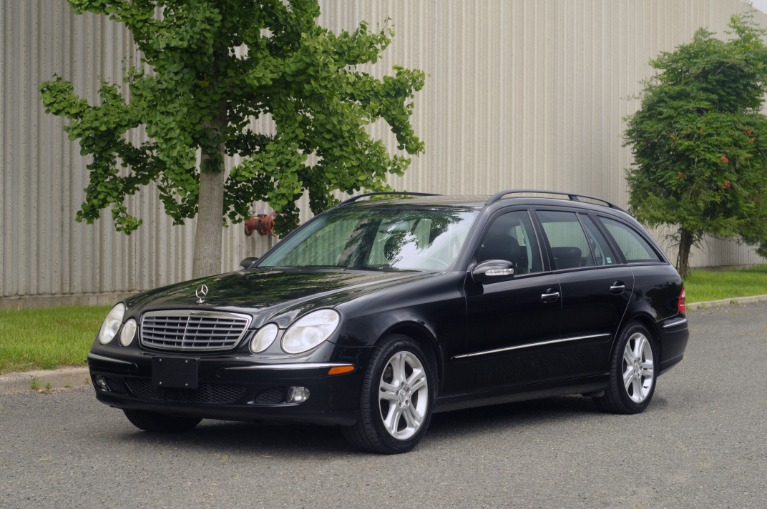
259, 206, 479, 271
599, 217, 662, 263
477, 210, 542, 274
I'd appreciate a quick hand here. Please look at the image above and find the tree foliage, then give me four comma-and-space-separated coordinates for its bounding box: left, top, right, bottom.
624, 14, 767, 277
41, 0, 425, 276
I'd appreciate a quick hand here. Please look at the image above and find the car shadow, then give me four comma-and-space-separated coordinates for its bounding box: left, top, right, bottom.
118, 419, 350, 458
115, 395, 602, 457
429, 395, 599, 435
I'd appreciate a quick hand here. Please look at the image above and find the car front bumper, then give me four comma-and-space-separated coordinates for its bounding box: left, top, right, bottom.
87, 346, 372, 427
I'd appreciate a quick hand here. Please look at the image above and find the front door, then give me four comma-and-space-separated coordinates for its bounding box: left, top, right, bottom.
460, 209, 565, 391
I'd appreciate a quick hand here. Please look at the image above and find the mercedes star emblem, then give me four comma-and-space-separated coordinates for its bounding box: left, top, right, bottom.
195, 284, 209, 304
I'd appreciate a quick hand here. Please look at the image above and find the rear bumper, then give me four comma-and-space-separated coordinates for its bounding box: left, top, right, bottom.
658, 316, 689, 374
88, 348, 371, 427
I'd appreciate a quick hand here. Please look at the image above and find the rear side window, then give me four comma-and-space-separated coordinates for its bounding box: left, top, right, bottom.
599, 217, 662, 263
537, 210, 595, 269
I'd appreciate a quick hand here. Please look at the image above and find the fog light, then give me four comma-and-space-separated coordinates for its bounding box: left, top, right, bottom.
94, 375, 109, 392
286, 386, 310, 404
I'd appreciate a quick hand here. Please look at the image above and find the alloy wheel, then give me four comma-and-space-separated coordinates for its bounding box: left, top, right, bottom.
622, 332, 654, 403
378, 351, 429, 440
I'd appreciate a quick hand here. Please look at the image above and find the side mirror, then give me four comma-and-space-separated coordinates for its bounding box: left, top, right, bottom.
240, 257, 259, 270
471, 259, 515, 284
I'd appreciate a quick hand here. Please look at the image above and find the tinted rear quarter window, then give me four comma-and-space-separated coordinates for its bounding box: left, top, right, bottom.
599, 217, 662, 263
579, 215, 617, 266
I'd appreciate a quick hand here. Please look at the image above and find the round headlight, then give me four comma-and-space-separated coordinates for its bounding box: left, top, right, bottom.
282, 309, 340, 354
250, 323, 278, 353
119, 318, 137, 347
98, 303, 126, 345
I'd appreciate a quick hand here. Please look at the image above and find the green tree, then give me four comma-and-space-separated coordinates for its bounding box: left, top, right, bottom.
41, 0, 425, 277
624, 14, 767, 278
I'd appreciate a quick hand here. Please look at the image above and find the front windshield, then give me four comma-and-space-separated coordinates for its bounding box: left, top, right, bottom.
258, 206, 479, 271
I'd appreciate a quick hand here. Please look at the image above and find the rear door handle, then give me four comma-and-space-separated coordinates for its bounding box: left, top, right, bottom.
609, 281, 626, 294
541, 289, 560, 303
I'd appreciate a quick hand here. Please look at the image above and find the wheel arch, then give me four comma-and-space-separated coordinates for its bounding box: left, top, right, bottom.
380, 321, 443, 389
611, 312, 662, 361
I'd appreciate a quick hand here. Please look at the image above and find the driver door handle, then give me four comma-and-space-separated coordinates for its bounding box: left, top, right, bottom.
541, 289, 560, 303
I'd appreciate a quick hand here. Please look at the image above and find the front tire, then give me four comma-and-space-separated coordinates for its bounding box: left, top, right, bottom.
594, 322, 658, 414
123, 409, 202, 433
342, 334, 436, 454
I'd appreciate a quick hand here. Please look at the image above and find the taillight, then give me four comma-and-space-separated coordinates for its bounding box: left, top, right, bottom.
678, 287, 686, 314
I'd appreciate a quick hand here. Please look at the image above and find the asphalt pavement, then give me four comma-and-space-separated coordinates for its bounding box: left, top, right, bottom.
1, 301, 766, 508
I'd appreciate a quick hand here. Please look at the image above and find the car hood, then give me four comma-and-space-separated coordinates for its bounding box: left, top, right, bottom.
125, 268, 433, 326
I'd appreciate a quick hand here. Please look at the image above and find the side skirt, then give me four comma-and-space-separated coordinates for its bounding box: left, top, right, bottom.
433, 377, 608, 414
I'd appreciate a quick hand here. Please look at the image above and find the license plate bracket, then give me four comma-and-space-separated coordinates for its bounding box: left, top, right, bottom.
152, 357, 199, 389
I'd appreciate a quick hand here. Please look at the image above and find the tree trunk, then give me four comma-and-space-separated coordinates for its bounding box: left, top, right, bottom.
192, 102, 228, 279
676, 227, 694, 279
193, 166, 225, 278
191, 48, 230, 280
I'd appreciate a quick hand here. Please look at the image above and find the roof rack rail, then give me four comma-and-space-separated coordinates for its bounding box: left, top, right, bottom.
487, 189, 623, 210
337, 191, 440, 207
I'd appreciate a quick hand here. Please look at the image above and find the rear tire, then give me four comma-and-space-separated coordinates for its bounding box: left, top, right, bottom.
123, 409, 202, 433
594, 322, 657, 414
342, 334, 436, 454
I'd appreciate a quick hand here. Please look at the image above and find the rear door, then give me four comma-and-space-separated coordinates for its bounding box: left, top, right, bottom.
535, 210, 634, 378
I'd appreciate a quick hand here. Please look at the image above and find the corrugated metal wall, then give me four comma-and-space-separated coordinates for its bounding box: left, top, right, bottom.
2, 0, 765, 308
1, 2, 199, 307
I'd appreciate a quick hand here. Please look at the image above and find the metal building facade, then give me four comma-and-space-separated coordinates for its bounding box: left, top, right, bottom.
2, 0, 765, 309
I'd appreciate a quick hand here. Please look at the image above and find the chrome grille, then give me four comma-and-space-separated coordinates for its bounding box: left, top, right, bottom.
140, 311, 252, 352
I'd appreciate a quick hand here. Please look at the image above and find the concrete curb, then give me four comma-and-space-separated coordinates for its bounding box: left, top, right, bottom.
686, 293, 767, 310
0, 367, 91, 394
2, 295, 767, 395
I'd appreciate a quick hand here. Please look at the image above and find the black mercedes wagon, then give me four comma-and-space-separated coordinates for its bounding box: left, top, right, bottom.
88, 190, 689, 453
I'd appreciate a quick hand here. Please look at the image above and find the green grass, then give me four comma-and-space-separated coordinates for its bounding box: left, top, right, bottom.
684, 264, 767, 303
0, 306, 109, 374
1, 266, 767, 374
